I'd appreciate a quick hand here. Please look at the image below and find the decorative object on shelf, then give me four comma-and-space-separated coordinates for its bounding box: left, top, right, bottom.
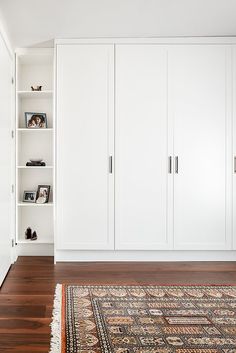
23, 191, 37, 203
36, 185, 50, 204
24, 227, 38, 241
31, 231, 37, 241
31, 85, 42, 91
25, 227, 32, 239
25, 112, 47, 128
26, 159, 46, 167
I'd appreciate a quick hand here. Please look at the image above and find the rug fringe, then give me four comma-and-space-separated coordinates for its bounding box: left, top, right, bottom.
49, 284, 62, 353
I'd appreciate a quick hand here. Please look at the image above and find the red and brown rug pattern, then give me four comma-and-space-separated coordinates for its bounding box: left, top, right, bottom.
50, 285, 236, 353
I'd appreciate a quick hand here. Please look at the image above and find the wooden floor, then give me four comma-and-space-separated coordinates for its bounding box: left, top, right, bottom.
0, 257, 236, 352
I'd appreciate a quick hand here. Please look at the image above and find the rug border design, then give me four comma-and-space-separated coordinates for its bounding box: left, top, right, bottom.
50, 284, 62, 353
49, 284, 236, 353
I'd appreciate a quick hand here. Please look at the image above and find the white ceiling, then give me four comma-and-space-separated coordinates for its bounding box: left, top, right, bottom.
0, 0, 236, 48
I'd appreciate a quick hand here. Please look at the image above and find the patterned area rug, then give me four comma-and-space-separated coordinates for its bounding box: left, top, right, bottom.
50, 285, 236, 353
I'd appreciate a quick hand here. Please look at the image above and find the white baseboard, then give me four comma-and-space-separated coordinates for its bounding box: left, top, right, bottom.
17, 244, 54, 256
55, 250, 236, 262
15, 247, 236, 261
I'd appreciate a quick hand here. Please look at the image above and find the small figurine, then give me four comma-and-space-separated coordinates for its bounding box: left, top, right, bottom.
31, 231, 37, 241
25, 227, 32, 240
31, 85, 42, 91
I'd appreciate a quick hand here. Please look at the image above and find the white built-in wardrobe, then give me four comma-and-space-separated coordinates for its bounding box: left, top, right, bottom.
54, 38, 236, 262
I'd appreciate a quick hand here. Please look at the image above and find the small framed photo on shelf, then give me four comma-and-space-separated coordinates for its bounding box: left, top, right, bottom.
23, 191, 37, 203
36, 185, 50, 204
25, 112, 47, 129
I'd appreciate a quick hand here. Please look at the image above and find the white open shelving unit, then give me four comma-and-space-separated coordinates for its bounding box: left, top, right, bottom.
15, 48, 54, 250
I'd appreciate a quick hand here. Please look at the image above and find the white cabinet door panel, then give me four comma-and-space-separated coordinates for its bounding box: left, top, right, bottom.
169, 45, 232, 250
115, 45, 172, 250
0, 36, 12, 285
56, 45, 114, 250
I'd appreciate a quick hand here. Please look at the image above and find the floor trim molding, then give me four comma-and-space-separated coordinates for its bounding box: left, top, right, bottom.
55, 250, 236, 262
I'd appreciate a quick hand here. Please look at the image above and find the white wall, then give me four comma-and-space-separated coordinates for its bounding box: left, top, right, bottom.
0, 0, 236, 47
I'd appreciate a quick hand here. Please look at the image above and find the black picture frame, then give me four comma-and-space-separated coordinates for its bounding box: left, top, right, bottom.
23, 191, 37, 203
36, 185, 50, 204
25, 112, 48, 129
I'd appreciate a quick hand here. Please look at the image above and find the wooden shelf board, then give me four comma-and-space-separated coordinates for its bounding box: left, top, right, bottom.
17, 128, 53, 131
17, 202, 53, 207
17, 239, 54, 244
17, 90, 53, 98
17, 166, 53, 169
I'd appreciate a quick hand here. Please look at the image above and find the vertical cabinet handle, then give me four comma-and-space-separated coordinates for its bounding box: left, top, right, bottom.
168, 156, 172, 174
175, 156, 179, 174
109, 156, 113, 174
234, 156, 236, 173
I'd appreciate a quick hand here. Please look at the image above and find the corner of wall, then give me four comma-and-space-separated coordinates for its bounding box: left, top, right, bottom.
0, 9, 14, 57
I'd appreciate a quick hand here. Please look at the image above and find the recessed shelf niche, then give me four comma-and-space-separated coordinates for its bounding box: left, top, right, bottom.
16, 48, 54, 247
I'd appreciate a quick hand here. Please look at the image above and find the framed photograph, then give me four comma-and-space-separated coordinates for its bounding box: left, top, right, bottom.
25, 112, 47, 128
36, 185, 50, 204
23, 191, 37, 203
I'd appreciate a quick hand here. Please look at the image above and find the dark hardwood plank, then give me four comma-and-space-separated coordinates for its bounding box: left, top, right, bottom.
0, 295, 52, 306
0, 305, 46, 318
0, 318, 51, 333
0, 257, 236, 352
0, 334, 49, 353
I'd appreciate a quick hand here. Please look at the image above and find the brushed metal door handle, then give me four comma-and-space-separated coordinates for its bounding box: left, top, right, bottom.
175, 156, 179, 174
109, 156, 113, 174
234, 156, 236, 173
168, 156, 172, 174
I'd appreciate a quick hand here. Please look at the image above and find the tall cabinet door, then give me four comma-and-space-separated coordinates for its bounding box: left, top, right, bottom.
56, 45, 114, 250
115, 45, 172, 250
0, 35, 12, 285
169, 45, 233, 250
